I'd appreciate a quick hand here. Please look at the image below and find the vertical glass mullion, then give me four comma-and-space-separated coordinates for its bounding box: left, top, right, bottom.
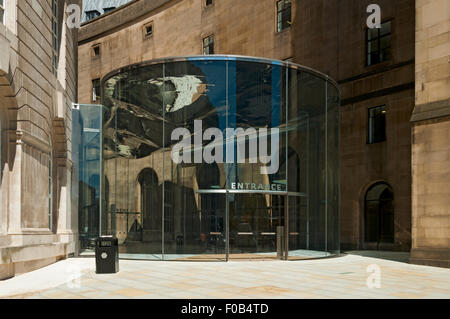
324, 80, 328, 252
162, 63, 166, 260
284, 66, 289, 260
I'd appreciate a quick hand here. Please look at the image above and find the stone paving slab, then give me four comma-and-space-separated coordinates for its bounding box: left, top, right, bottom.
0, 255, 449, 299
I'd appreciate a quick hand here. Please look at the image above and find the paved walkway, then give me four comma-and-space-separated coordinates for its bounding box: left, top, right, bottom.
0, 254, 449, 299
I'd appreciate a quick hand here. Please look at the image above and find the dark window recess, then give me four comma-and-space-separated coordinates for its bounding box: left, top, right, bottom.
277, 0, 291, 32
203, 35, 214, 55
103, 7, 116, 14
85, 10, 100, 21
93, 46, 100, 56
145, 24, 153, 37
368, 105, 386, 144
367, 21, 391, 66
92, 79, 101, 102
205, 0, 213, 6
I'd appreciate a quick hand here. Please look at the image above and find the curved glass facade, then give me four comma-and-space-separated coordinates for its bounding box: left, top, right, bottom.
99, 56, 339, 261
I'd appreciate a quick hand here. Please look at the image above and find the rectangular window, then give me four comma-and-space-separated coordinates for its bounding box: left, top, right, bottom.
367, 21, 391, 66
143, 22, 153, 38
51, 0, 58, 75
368, 105, 386, 144
92, 78, 101, 102
0, 0, 5, 25
203, 35, 214, 55
205, 0, 213, 6
92, 45, 100, 57
277, 0, 291, 32
103, 7, 116, 14
85, 10, 100, 21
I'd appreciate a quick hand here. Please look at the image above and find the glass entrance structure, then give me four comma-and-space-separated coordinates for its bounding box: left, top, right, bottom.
75, 55, 340, 261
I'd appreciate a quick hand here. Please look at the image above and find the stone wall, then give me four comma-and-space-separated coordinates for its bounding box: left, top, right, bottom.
78, 0, 294, 104
293, 0, 415, 251
410, 0, 450, 268
0, 0, 79, 280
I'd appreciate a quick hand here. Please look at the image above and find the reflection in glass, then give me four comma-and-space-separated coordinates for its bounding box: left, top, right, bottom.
83, 56, 342, 261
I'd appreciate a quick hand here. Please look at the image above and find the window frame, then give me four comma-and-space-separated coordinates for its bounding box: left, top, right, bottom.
366, 20, 392, 66
143, 21, 154, 39
202, 35, 214, 55
92, 44, 101, 58
276, 0, 292, 33
367, 105, 387, 144
92, 78, 101, 103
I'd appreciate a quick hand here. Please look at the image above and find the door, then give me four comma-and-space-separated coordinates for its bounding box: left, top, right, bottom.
228, 193, 286, 259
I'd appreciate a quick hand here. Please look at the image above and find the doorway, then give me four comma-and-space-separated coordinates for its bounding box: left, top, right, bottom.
364, 182, 394, 249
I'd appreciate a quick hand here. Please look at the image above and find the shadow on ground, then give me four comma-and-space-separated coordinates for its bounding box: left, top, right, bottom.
344, 250, 411, 263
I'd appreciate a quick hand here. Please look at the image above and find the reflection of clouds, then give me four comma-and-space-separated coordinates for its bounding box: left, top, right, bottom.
165, 75, 205, 113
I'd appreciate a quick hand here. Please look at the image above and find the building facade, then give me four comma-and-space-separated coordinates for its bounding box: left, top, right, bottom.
292, 0, 415, 253
410, 0, 450, 268
0, 0, 79, 280
77, 0, 449, 267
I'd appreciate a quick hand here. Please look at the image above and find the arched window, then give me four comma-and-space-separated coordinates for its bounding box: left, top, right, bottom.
364, 182, 394, 246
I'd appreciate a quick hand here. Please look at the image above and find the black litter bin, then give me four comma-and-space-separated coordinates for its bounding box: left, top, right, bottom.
95, 236, 119, 274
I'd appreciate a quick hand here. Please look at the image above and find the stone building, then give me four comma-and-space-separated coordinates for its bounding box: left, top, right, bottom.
410, 0, 449, 268
0, 0, 79, 280
292, 0, 415, 253
77, 0, 449, 267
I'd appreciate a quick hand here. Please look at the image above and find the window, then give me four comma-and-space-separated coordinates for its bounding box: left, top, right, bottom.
0, 0, 5, 24
277, 0, 291, 32
368, 105, 386, 144
205, 0, 213, 6
85, 10, 100, 21
203, 35, 214, 55
51, 0, 58, 75
103, 7, 116, 14
92, 78, 101, 102
367, 20, 391, 66
92, 45, 100, 57
143, 22, 153, 38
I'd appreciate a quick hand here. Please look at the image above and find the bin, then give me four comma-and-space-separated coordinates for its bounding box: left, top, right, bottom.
95, 236, 119, 274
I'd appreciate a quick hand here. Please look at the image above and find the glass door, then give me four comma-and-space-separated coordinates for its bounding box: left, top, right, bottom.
228, 193, 285, 260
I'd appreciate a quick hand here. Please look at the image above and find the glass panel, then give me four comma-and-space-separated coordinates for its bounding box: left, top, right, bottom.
95, 57, 340, 261
380, 35, 391, 50
102, 64, 164, 260
229, 193, 281, 259
294, 71, 326, 252
367, 28, 378, 41
162, 59, 227, 260
368, 39, 379, 53
326, 82, 340, 254
380, 21, 391, 36
227, 61, 287, 192
74, 104, 103, 253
